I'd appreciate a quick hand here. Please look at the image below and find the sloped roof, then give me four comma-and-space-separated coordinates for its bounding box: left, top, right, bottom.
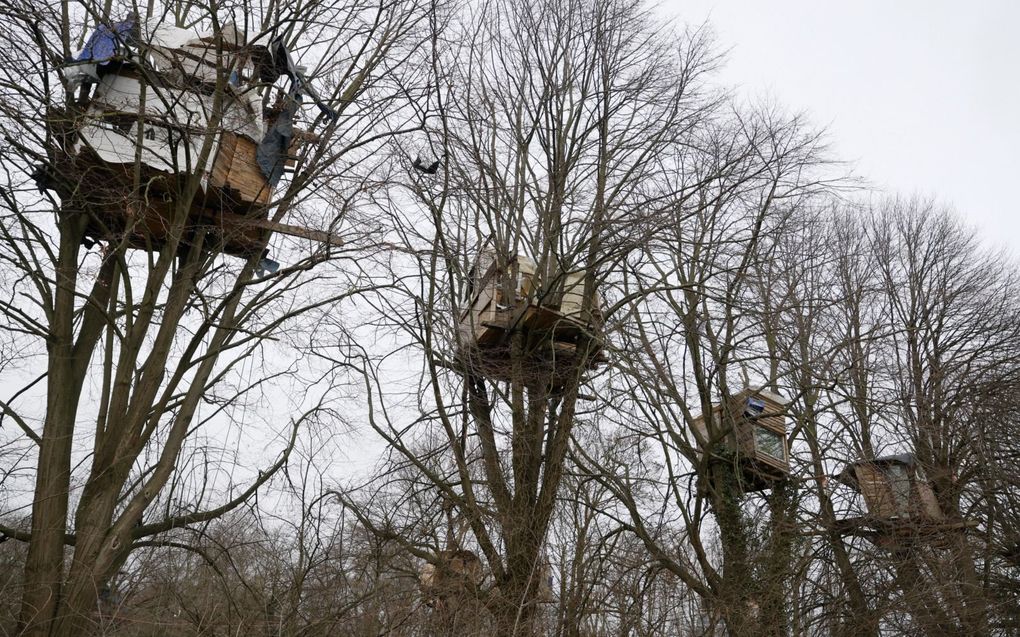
837, 452, 918, 489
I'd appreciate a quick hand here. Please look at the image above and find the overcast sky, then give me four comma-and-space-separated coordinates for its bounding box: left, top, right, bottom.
664, 0, 1019, 254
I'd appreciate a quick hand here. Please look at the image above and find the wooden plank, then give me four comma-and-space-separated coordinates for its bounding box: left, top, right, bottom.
225, 136, 271, 204
69, 149, 334, 257
856, 465, 896, 519
241, 216, 343, 246
209, 131, 236, 188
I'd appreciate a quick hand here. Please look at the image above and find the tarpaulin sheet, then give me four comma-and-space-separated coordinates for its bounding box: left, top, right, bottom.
76, 19, 136, 63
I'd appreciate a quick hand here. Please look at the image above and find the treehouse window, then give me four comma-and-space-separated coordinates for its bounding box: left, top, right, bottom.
754, 426, 785, 462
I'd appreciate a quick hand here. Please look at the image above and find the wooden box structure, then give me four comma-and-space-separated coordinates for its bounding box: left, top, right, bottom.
419, 549, 483, 608
833, 453, 962, 550
692, 388, 790, 491
457, 250, 604, 385
838, 454, 943, 523
57, 18, 308, 257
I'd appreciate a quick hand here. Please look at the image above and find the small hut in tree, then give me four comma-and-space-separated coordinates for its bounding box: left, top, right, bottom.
457, 248, 604, 386
46, 16, 336, 261
418, 497, 486, 632
834, 453, 970, 548
692, 388, 791, 491
419, 549, 484, 609
838, 454, 943, 522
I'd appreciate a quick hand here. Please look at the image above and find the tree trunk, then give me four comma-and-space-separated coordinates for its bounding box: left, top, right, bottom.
709, 463, 757, 637
18, 214, 88, 636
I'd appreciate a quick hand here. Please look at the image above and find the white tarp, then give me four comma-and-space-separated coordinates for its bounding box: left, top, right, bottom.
77, 117, 217, 177
89, 74, 263, 141
75, 17, 266, 178
144, 20, 200, 50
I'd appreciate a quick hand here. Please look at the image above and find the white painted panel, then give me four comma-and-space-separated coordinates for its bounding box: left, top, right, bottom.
559, 271, 588, 318
516, 255, 537, 298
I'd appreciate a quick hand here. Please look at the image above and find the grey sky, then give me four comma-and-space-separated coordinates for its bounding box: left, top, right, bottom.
665, 0, 1019, 254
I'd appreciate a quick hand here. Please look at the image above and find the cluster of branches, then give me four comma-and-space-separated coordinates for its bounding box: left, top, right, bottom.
0, 0, 1019, 636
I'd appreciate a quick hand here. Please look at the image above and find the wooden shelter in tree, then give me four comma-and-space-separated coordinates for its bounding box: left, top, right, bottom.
47, 17, 336, 259
692, 388, 790, 491
457, 250, 604, 386
839, 454, 943, 522
834, 453, 967, 548
419, 549, 483, 610
419, 497, 484, 612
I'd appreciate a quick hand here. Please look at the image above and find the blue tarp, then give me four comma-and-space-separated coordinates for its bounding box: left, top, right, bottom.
76, 18, 136, 63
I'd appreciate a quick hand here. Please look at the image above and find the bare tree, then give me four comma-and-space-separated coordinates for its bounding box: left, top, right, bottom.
339, 0, 725, 633
2, 0, 1018, 635
0, 0, 432, 633
864, 199, 1020, 636
568, 98, 830, 636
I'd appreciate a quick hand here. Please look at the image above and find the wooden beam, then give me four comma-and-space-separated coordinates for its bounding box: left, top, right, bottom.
243, 216, 343, 247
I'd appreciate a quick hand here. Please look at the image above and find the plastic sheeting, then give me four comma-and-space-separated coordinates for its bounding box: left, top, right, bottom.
69, 15, 338, 191
89, 74, 263, 141
256, 96, 298, 188
65, 17, 137, 87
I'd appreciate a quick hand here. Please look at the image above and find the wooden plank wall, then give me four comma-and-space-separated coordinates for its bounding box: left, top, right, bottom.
855, 464, 897, 519
210, 132, 271, 206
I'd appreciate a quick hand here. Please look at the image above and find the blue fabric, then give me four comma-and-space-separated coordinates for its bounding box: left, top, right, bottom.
744, 396, 766, 417
257, 257, 280, 276
76, 19, 135, 63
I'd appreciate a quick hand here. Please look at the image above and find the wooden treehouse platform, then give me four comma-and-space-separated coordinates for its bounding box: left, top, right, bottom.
420, 549, 483, 609
58, 146, 273, 256
51, 18, 330, 259
456, 252, 605, 387
835, 453, 972, 550
834, 516, 977, 551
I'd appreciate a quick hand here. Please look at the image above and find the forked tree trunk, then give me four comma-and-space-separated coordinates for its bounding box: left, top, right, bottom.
18, 212, 94, 636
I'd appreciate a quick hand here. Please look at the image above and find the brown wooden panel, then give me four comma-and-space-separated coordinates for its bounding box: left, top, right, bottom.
914, 481, 944, 521
210, 132, 236, 188
226, 135, 271, 205
856, 464, 896, 518
208, 132, 271, 207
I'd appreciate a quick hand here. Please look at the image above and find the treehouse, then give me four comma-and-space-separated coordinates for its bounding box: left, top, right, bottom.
457, 250, 605, 386
48, 17, 334, 259
419, 549, 483, 609
536, 558, 556, 603
692, 388, 791, 491
834, 453, 967, 548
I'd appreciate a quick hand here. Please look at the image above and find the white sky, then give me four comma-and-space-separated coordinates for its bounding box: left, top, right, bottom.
663, 0, 1020, 254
